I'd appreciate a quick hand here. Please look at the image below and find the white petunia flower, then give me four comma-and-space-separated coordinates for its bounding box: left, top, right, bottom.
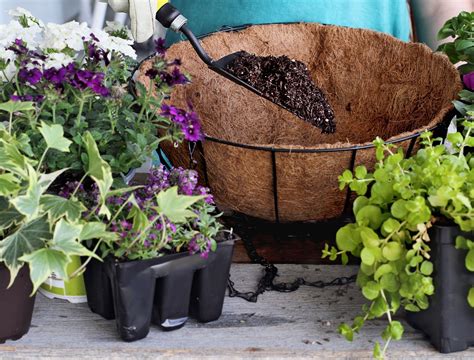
8, 7, 44, 28
44, 52, 74, 69
41, 21, 90, 52
0, 48, 17, 82
104, 21, 133, 40
0, 20, 42, 50
90, 27, 136, 59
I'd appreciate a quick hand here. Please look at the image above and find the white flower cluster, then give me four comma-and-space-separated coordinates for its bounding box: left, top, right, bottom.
0, 7, 137, 72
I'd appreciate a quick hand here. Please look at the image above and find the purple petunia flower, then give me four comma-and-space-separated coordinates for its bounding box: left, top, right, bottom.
145, 68, 159, 80
160, 104, 204, 142
44, 67, 68, 86
170, 67, 188, 85
154, 38, 167, 56
463, 72, 474, 91
18, 67, 42, 85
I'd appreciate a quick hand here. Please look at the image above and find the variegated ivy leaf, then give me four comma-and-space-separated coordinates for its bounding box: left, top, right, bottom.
0, 196, 23, 231
11, 164, 41, 219
20, 248, 69, 295
39, 122, 72, 152
38, 168, 68, 194
0, 173, 20, 195
0, 133, 29, 178
83, 131, 113, 207
0, 216, 52, 287
80, 222, 117, 243
40, 195, 86, 222
49, 219, 99, 260
155, 186, 205, 223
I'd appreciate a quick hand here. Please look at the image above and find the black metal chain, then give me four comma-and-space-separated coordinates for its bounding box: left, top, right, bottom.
182, 143, 357, 303
226, 228, 357, 303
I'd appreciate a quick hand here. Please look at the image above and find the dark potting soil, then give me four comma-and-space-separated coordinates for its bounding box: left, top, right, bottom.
226, 52, 336, 133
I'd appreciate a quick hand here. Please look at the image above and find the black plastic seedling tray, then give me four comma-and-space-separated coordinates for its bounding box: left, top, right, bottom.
84, 238, 235, 342
407, 224, 474, 353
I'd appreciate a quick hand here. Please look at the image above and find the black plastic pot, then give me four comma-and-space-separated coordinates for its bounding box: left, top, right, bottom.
406, 224, 474, 353
0, 264, 35, 344
84, 236, 235, 342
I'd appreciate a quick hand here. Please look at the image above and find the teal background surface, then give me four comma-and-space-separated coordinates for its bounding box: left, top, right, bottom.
166, 0, 412, 44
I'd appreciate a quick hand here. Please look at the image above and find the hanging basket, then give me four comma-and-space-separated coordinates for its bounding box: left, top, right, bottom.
139, 23, 461, 223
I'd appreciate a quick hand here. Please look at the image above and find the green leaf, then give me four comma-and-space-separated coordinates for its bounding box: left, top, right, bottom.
0, 197, 23, 230
360, 227, 380, 248
382, 242, 403, 261
336, 224, 361, 252
361, 248, 375, 266
362, 281, 380, 300
374, 264, 393, 281
380, 273, 400, 292
38, 169, 68, 194
466, 249, 474, 272
10, 164, 41, 219
40, 195, 86, 222
0, 174, 20, 195
50, 219, 100, 260
420, 261, 434, 276
353, 196, 369, 216
0, 100, 35, 114
83, 131, 113, 202
20, 248, 69, 294
155, 187, 204, 223
373, 342, 382, 359
80, 222, 116, 241
468, 287, 474, 308
0, 217, 52, 286
389, 321, 404, 340
355, 166, 367, 179
391, 200, 408, 220
455, 39, 474, 52
338, 323, 354, 341
38, 122, 72, 152
356, 205, 383, 230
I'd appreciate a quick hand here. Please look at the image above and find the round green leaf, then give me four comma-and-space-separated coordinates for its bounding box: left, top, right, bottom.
360, 227, 380, 248
380, 273, 400, 292
383, 242, 403, 261
391, 200, 408, 220
468, 287, 474, 308
362, 281, 380, 300
356, 205, 383, 230
353, 196, 370, 216
336, 224, 361, 252
374, 264, 393, 281
466, 249, 474, 272
420, 261, 434, 276
361, 248, 375, 266
389, 321, 404, 340
381, 218, 400, 236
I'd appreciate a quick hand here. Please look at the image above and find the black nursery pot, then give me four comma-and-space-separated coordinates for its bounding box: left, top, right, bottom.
406, 224, 474, 353
84, 235, 236, 342
0, 264, 36, 344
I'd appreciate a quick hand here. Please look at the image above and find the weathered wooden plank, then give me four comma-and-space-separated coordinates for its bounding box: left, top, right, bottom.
0, 265, 472, 359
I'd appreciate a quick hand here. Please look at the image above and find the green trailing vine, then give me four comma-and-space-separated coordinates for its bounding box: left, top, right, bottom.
323, 121, 474, 358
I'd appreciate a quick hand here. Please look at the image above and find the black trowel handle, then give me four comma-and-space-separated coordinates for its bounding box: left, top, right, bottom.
156, 3, 213, 66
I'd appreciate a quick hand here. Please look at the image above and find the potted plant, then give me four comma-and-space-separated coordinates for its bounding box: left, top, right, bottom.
0, 7, 203, 301
324, 122, 474, 358
59, 165, 235, 342
0, 115, 117, 343
0, 8, 196, 176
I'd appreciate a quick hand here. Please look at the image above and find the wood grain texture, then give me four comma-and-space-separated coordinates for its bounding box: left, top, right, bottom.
1, 265, 473, 359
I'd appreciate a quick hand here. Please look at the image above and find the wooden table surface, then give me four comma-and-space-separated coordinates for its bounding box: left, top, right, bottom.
1, 264, 472, 359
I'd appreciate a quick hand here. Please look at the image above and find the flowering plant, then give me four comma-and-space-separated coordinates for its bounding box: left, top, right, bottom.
0, 8, 203, 175
0, 117, 117, 293
60, 165, 223, 263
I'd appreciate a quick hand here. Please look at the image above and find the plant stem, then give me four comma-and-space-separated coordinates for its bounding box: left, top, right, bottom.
8, 111, 12, 135
70, 240, 103, 278
36, 147, 49, 172
459, 126, 472, 159
71, 172, 89, 198
75, 97, 85, 128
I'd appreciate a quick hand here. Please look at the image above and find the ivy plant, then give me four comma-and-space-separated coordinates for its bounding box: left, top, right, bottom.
0, 107, 119, 293
323, 120, 474, 359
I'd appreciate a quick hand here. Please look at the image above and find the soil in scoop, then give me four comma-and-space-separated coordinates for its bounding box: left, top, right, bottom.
226, 52, 336, 133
